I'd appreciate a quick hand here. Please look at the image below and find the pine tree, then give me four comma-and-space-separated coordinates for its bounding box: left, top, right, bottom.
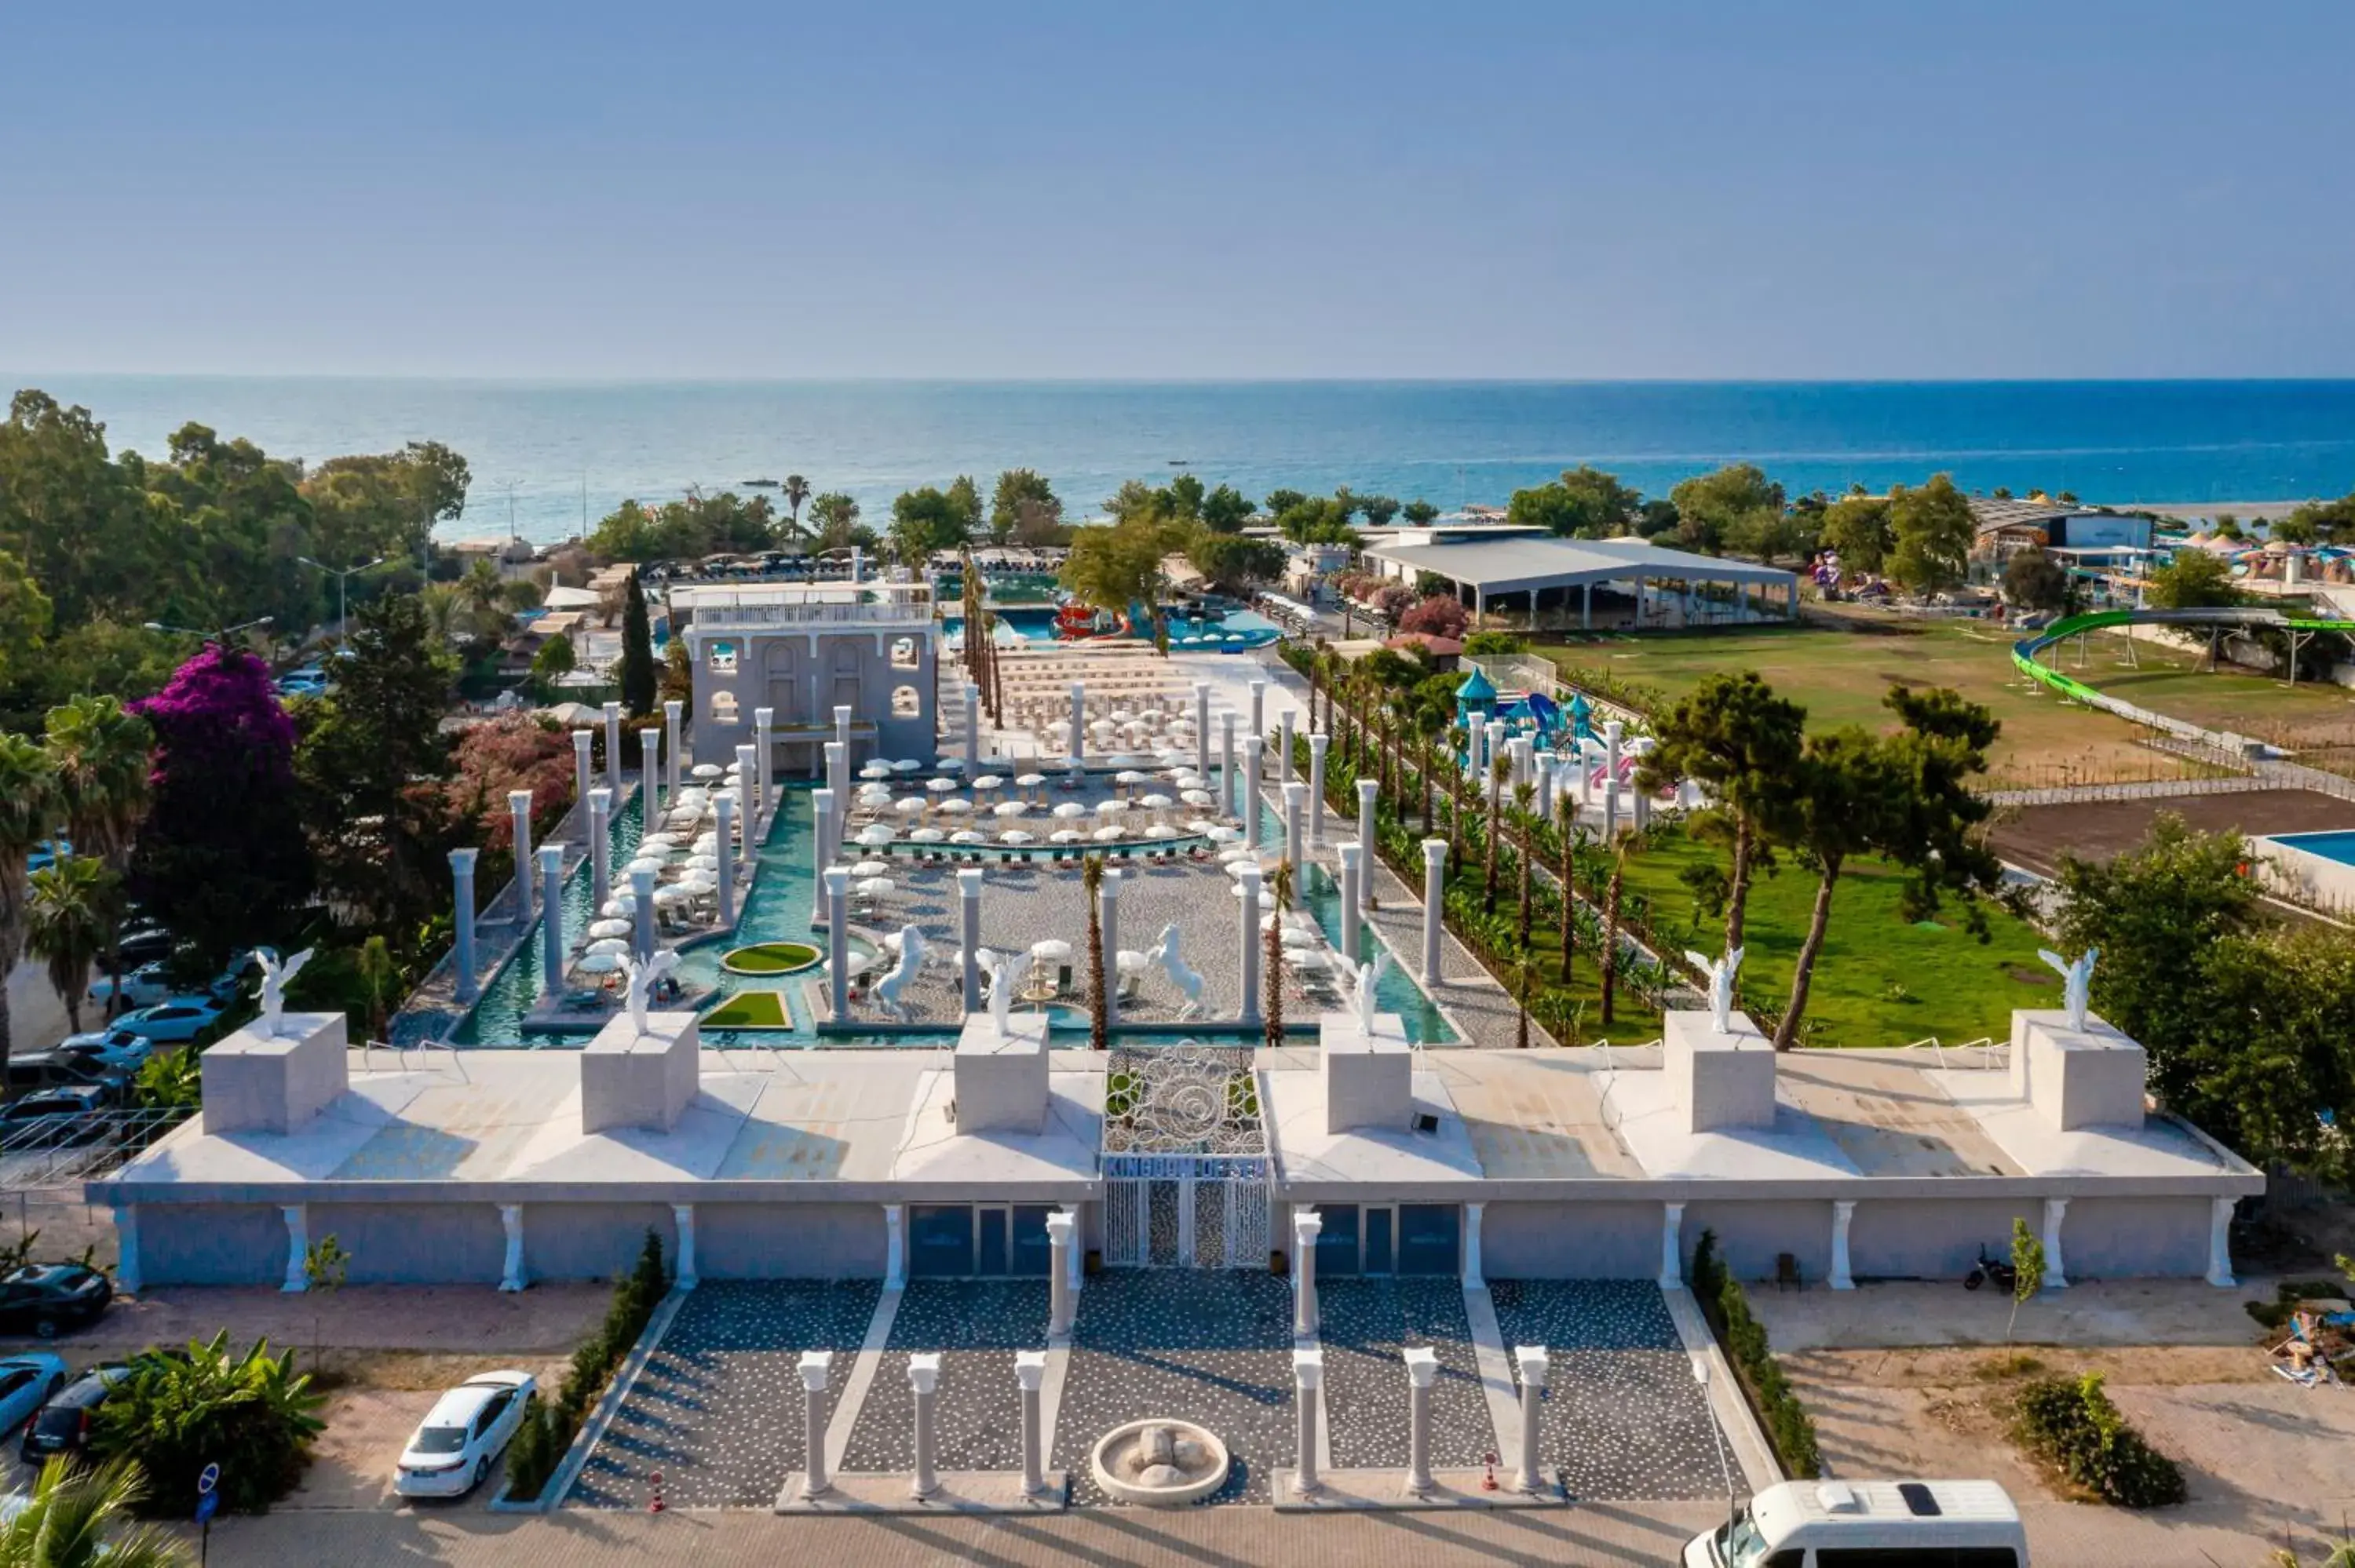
618, 571, 656, 717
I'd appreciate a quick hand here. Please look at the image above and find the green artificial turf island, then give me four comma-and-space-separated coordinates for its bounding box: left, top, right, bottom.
720, 941, 822, 975
702, 990, 790, 1029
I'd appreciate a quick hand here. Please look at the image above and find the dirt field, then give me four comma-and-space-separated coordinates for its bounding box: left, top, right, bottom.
1987, 787, 2355, 877
291, 1351, 575, 1511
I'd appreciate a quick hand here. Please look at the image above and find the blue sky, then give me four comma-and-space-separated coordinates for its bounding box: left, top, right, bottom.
5, 2, 2351, 379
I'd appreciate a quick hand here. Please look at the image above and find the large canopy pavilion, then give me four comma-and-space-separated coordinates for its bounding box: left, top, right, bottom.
1362, 534, 1801, 632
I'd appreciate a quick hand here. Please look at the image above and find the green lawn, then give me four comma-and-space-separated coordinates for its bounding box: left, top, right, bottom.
721, 941, 821, 975
703, 989, 790, 1028
1618, 829, 2059, 1048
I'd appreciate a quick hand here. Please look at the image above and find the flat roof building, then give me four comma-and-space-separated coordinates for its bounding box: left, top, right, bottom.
1362, 534, 1800, 632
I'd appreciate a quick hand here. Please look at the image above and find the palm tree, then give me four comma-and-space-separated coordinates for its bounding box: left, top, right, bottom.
0, 1457, 184, 1567
42, 695, 153, 1016
1482, 755, 1509, 914
1516, 953, 1532, 1050
1600, 839, 1627, 1026
1082, 855, 1108, 1051
27, 858, 116, 1038
1265, 859, 1292, 1049
1555, 793, 1579, 996
782, 474, 812, 538
1512, 781, 1537, 948
0, 735, 57, 1069
356, 935, 398, 1044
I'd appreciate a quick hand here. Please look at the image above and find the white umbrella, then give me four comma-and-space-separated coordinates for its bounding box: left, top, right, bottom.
973, 775, 1005, 791
938, 797, 974, 816
852, 859, 891, 877
1156, 749, 1187, 767
854, 877, 895, 897
692, 834, 721, 852
1224, 859, 1256, 879
692, 763, 724, 780
1092, 825, 1125, 842
1053, 802, 1088, 821
1206, 825, 1241, 843
625, 855, 665, 877
896, 798, 926, 816
598, 895, 637, 917
1115, 950, 1150, 975
586, 917, 633, 939
999, 830, 1035, 845
994, 800, 1028, 819
1050, 829, 1086, 844
1031, 939, 1073, 961
950, 830, 985, 844
1280, 924, 1317, 948
1115, 770, 1149, 787
1015, 773, 1046, 789
1181, 789, 1216, 807
679, 787, 711, 808
1140, 793, 1174, 809
857, 825, 896, 847
824, 950, 879, 977
1145, 823, 1178, 840
637, 833, 680, 849
891, 758, 923, 773
936, 758, 967, 775
860, 760, 893, 779
575, 951, 623, 974
926, 777, 958, 795
677, 872, 717, 892
583, 936, 631, 957
1095, 800, 1126, 819
652, 884, 694, 906
686, 852, 721, 871
910, 827, 947, 844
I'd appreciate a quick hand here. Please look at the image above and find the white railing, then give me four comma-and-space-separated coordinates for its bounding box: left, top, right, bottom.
681, 595, 933, 631
0, 1107, 198, 1187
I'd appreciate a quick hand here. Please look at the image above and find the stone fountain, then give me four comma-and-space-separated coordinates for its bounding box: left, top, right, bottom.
1090, 1418, 1229, 1506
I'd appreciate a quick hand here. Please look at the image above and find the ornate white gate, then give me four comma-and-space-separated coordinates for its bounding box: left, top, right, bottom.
1101, 1046, 1269, 1270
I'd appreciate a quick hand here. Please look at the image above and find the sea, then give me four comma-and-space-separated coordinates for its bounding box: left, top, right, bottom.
13, 376, 2355, 545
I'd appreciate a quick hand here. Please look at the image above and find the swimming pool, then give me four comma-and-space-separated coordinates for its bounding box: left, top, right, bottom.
944, 605, 1283, 651
2268, 829, 2355, 866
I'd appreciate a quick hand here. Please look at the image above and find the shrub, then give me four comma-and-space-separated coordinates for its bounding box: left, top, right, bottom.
89, 1331, 327, 1515
2013, 1372, 2185, 1508
506, 1229, 670, 1501
1690, 1229, 1822, 1479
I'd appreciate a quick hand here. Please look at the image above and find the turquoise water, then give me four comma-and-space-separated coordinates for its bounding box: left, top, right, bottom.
449, 793, 648, 1046
31, 378, 2355, 544
944, 605, 1281, 651
2271, 830, 2355, 866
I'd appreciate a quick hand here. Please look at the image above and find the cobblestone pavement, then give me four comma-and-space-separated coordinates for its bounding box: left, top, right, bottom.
841, 1278, 1052, 1475
1052, 1271, 1297, 1505
1317, 1278, 1495, 1470
571, 1278, 882, 1509
1488, 1281, 1726, 1502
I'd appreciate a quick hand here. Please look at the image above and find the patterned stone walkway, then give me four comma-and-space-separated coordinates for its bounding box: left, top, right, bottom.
571, 1278, 882, 1509
1316, 1278, 1494, 1470
839, 1278, 1051, 1475
1488, 1280, 1727, 1502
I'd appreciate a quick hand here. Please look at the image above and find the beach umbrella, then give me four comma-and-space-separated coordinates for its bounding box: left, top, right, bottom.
1145, 823, 1178, 840
909, 826, 947, 844
575, 952, 623, 975
586, 917, 632, 939
938, 797, 974, 816
999, 830, 1035, 845
1140, 793, 1174, 809
1206, 825, 1241, 843
652, 884, 694, 906
1115, 769, 1149, 789
896, 797, 926, 816
1092, 825, 1125, 843
854, 877, 895, 897
851, 859, 890, 877
625, 855, 665, 877
823, 950, 879, 978
1181, 789, 1215, 807
892, 758, 923, 773
926, 776, 958, 795
856, 825, 895, 847
1031, 939, 1072, 961
1224, 859, 1255, 879
1280, 924, 1317, 948
583, 936, 631, 957
1015, 772, 1046, 795
598, 895, 637, 917
1115, 950, 1149, 975
994, 800, 1028, 819
685, 852, 721, 871
973, 775, 1005, 791
637, 833, 679, 849
860, 760, 893, 779
1050, 829, 1086, 844
692, 833, 721, 851
950, 830, 985, 844
692, 763, 724, 780
1053, 802, 1089, 821
1096, 799, 1126, 819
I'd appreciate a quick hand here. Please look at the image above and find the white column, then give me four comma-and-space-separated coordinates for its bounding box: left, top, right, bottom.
1604, 719, 1623, 784
1237, 866, 1263, 1026
449, 848, 480, 1003
1100, 870, 1120, 985
1292, 1208, 1321, 1336
280, 1204, 309, 1293
1659, 1201, 1686, 1288
1017, 1351, 1050, 1497
1241, 737, 1264, 848
499, 1203, 527, 1292
1420, 837, 1448, 984
1602, 778, 1620, 841
111, 1208, 142, 1295
715, 791, 738, 926
1337, 844, 1362, 964
1534, 749, 1554, 822
1356, 779, 1378, 907
1830, 1200, 1856, 1291
811, 789, 835, 917
663, 698, 683, 802
638, 726, 662, 822
1218, 709, 1236, 817
798, 1351, 834, 1498
1307, 733, 1330, 846
1046, 1211, 1076, 1337
1279, 709, 1297, 783
1064, 1205, 1084, 1294
508, 789, 536, 920
884, 1202, 906, 1289
964, 680, 982, 767
602, 701, 623, 795
754, 707, 775, 816
823, 741, 848, 851
735, 745, 758, 840
1248, 678, 1265, 742
571, 728, 593, 822
631, 866, 657, 963
537, 846, 564, 1000
1067, 680, 1088, 765
958, 868, 984, 1012
1193, 682, 1211, 779
2042, 1197, 2069, 1290
671, 1203, 699, 1289
908, 1354, 943, 1499
824, 868, 850, 1019
1462, 1201, 1485, 1289
1292, 1348, 1324, 1497
1282, 782, 1305, 904
2206, 1196, 2236, 1288
1514, 1345, 1550, 1495
588, 789, 612, 911
1404, 1347, 1440, 1496
834, 705, 853, 779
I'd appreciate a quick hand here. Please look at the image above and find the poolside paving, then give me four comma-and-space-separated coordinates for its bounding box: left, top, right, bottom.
569, 1278, 882, 1509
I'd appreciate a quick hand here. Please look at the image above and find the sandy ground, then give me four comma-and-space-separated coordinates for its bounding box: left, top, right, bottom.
290, 1351, 575, 1511
1987, 787, 2355, 877
2, 961, 71, 1056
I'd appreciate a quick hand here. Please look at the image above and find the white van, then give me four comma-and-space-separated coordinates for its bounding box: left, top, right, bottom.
1684, 1479, 2028, 1567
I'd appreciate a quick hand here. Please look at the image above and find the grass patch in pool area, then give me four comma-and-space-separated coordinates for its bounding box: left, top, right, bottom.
721, 941, 821, 975
703, 990, 790, 1029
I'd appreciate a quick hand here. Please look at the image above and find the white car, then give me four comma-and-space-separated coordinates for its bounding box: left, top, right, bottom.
86, 964, 177, 1011
394, 1371, 537, 1498
0, 1355, 68, 1439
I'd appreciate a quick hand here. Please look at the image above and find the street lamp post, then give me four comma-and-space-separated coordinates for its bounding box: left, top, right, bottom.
143, 616, 274, 651
297, 555, 386, 644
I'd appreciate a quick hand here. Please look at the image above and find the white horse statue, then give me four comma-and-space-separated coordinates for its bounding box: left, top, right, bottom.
1682, 946, 1745, 1034
976, 946, 1017, 1037
1145, 921, 1205, 1021
1330, 948, 1390, 1036
2037, 946, 2099, 1032
253, 946, 314, 1038
621, 950, 680, 1038
873, 923, 928, 1022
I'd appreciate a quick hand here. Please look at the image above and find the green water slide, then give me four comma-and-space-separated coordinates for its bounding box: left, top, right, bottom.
2011, 604, 2355, 724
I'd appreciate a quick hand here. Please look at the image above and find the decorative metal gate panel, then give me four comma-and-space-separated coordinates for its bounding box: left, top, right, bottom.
1103, 1154, 1269, 1268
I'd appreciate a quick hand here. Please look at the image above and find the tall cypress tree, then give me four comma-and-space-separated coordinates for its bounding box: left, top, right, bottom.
618, 571, 656, 717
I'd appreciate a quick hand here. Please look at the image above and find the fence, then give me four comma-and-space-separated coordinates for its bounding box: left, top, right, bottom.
1101, 1154, 1272, 1270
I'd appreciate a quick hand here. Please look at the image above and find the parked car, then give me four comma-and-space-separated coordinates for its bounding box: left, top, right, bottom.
0, 1087, 115, 1144
55, 1028, 155, 1075
2, 1054, 127, 1103
20, 1363, 129, 1458
85, 962, 177, 1012
110, 997, 227, 1044
113, 927, 175, 966
394, 1372, 538, 1497
0, 1267, 114, 1343
0, 1355, 68, 1438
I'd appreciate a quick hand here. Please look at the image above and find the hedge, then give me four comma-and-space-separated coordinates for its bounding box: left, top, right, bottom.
505, 1230, 670, 1501
1691, 1229, 1821, 1479
2013, 1373, 2185, 1508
